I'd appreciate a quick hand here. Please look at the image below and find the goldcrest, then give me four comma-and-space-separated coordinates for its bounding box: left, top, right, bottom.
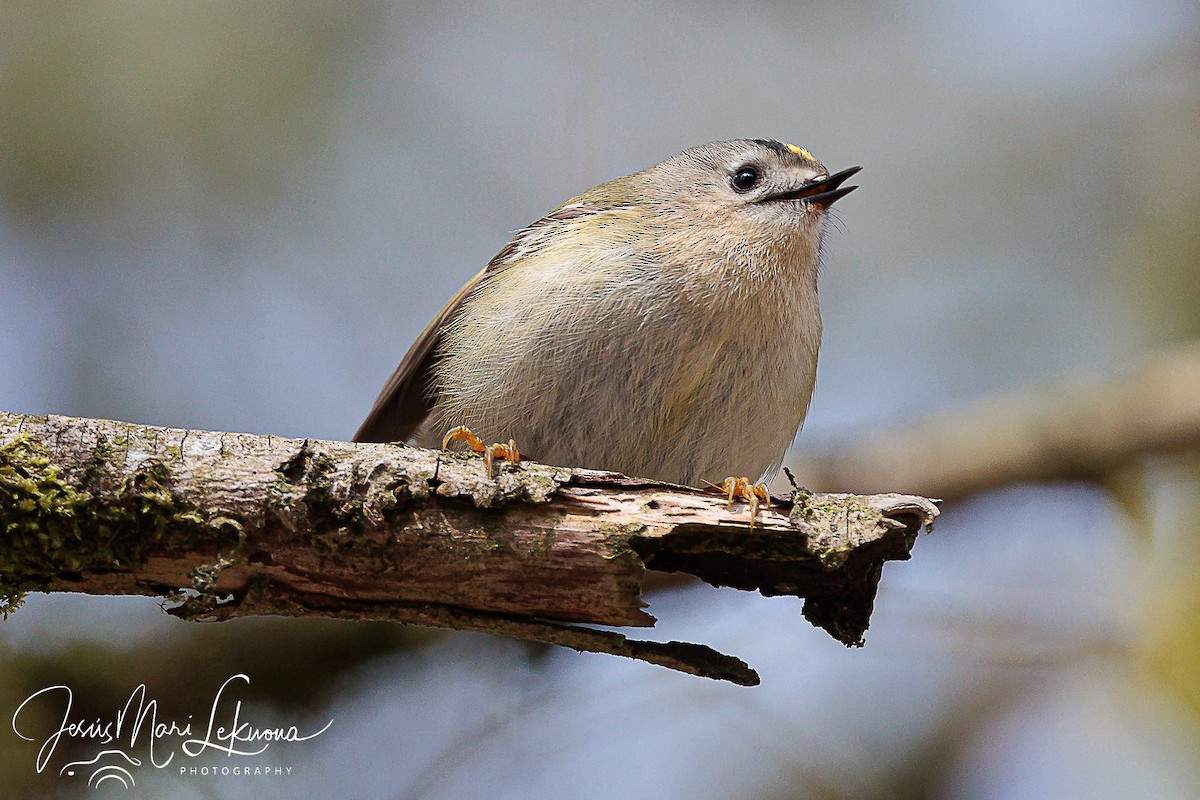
355, 139, 859, 489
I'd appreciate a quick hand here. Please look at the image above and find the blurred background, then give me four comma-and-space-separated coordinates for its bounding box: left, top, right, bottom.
2, 2, 1199, 798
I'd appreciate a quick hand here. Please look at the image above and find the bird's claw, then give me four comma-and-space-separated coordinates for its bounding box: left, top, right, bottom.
441, 425, 521, 477
718, 476, 771, 528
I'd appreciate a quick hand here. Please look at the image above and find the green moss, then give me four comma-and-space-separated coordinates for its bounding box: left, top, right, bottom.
598, 523, 647, 559
266, 442, 422, 552
188, 553, 237, 593
518, 472, 564, 504
0, 434, 238, 613
789, 486, 815, 519
789, 490, 884, 568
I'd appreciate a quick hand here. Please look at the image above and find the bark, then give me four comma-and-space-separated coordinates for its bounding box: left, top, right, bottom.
790, 340, 1200, 502
0, 410, 938, 686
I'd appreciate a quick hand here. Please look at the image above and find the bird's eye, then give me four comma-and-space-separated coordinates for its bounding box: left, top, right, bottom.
731, 166, 759, 193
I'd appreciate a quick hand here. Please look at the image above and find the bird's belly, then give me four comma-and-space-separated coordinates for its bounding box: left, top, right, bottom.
425, 307, 819, 486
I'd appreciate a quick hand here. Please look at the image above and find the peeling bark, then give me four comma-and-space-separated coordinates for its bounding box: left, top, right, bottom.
0, 411, 938, 685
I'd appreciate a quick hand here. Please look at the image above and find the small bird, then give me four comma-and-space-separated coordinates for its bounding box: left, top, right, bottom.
354, 139, 858, 515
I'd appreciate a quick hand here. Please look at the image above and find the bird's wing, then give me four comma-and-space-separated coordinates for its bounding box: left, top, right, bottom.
351, 203, 604, 443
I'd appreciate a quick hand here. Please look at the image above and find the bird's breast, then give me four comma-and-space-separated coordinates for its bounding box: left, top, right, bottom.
428, 251, 821, 485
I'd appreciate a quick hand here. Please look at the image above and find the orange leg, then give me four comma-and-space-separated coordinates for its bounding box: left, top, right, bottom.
718, 476, 771, 528
441, 425, 521, 478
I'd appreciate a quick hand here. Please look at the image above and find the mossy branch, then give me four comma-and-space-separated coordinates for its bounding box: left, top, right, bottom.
0, 410, 938, 686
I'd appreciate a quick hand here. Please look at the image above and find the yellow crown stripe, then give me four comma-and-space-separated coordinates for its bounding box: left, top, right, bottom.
784, 143, 814, 161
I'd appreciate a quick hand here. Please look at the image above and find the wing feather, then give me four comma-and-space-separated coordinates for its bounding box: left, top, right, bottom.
351, 204, 604, 443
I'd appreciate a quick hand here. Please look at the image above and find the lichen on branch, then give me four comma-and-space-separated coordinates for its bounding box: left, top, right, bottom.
0, 410, 938, 685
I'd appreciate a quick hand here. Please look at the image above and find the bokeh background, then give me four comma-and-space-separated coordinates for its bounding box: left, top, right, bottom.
2, 2, 1199, 798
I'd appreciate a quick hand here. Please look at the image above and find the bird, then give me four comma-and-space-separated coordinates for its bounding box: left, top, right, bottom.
354, 139, 859, 519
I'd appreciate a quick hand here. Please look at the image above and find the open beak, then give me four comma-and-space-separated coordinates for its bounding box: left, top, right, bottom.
763, 165, 862, 208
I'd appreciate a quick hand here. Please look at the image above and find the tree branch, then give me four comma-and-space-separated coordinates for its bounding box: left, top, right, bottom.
0, 410, 937, 686
790, 340, 1200, 502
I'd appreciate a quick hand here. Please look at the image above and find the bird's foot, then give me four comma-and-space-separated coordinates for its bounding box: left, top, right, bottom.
441, 425, 521, 477
716, 476, 771, 528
